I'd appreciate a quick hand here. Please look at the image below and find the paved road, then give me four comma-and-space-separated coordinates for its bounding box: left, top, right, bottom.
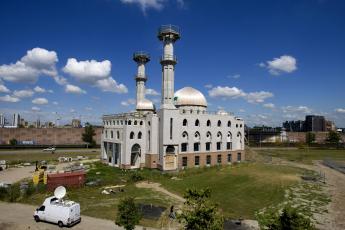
0, 202, 157, 230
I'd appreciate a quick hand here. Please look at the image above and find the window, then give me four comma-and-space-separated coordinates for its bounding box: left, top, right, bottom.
195, 156, 200, 166
121, 120, 123, 125
227, 153, 232, 162
240, 124, 242, 128
181, 143, 188, 152
190, 109, 193, 114
117, 131, 120, 139
217, 120, 221, 127
206, 155, 211, 165
182, 157, 188, 167
236, 124, 238, 128
105, 130, 108, 138
206, 142, 211, 151
140, 121, 143, 125
182, 109, 186, 114
38, 206, 45, 211
217, 154, 222, 164
130, 132, 134, 139
183, 119, 187, 126
138, 132, 142, 139
134, 120, 137, 125
113, 120, 115, 125
128, 120, 132, 125
227, 142, 232, 150
148, 131, 151, 151
217, 142, 222, 150
111, 131, 113, 138
170, 118, 173, 140
237, 152, 241, 161
117, 120, 119, 125
207, 120, 211, 127
195, 119, 200, 126
194, 132, 200, 141
227, 121, 231, 127
148, 121, 151, 126
194, 143, 200, 152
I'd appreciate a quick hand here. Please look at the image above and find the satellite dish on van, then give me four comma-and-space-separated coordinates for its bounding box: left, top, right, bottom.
54, 186, 66, 199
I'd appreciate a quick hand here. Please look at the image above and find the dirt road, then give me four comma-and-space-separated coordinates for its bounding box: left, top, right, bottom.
0, 202, 157, 230
136, 181, 185, 203
0, 166, 35, 184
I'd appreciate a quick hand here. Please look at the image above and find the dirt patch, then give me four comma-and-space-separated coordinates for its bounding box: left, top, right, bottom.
136, 181, 185, 203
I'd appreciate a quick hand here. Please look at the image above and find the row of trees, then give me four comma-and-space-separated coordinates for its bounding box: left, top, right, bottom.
115, 188, 314, 230
305, 130, 342, 146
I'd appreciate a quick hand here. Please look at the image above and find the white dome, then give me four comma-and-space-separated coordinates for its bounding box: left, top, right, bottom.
136, 99, 155, 111
174, 87, 207, 107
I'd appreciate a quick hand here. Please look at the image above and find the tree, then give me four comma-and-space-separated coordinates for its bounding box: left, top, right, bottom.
267, 206, 314, 230
82, 122, 96, 147
305, 132, 315, 146
326, 130, 341, 146
9, 138, 17, 146
115, 197, 141, 230
178, 188, 223, 230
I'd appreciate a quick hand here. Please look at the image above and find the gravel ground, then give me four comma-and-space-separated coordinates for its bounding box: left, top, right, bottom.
0, 166, 35, 184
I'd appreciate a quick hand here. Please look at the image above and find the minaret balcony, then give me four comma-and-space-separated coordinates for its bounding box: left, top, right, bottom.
160, 55, 177, 65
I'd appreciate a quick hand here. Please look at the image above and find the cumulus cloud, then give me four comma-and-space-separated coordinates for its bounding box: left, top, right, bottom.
263, 103, 275, 109
0, 84, 10, 93
208, 86, 273, 104
34, 86, 46, 93
260, 55, 297, 75
204, 84, 213, 89
335, 108, 345, 113
146, 88, 159, 96
0, 48, 58, 83
0, 95, 20, 102
120, 0, 166, 13
32, 97, 48, 105
31, 106, 41, 112
65, 84, 86, 94
282, 105, 311, 114
13, 89, 34, 98
121, 98, 136, 106
95, 77, 128, 93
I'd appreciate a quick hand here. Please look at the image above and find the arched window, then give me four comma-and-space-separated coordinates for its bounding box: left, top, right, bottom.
195, 119, 200, 126
227, 132, 232, 140
134, 120, 137, 125
128, 120, 132, 125
217, 131, 222, 141
140, 121, 143, 125
182, 131, 188, 141
207, 120, 211, 127
217, 120, 221, 127
206, 131, 212, 141
138, 132, 142, 139
227, 121, 231, 127
130, 132, 134, 139
117, 131, 120, 139
194, 131, 201, 141
183, 119, 188, 126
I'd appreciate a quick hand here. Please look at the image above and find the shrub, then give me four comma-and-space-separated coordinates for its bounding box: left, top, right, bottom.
8, 184, 21, 202
129, 171, 144, 182
115, 197, 142, 230
0, 187, 8, 200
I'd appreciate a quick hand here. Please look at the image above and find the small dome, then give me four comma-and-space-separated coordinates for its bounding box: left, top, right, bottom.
174, 87, 207, 107
136, 99, 155, 111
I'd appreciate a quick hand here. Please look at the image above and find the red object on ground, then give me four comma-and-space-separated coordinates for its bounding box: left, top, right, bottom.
47, 171, 85, 191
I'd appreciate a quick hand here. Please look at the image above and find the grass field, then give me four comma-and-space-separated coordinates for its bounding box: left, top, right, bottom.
255, 148, 345, 164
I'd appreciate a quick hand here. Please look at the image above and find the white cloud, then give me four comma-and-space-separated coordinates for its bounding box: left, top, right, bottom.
0, 48, 58, 83
31, 106, 41, 112
0, 84, 10, 93
282, 105, 311, 114
146, 88, 159, 96
32, 97, 48, 105
70, 108, 76, 113
13, 89, 34, 98
335, 108, 345, 113
120, 0, 165, 13
121, 98, 136, 106
53, 101, 59, 105
261, 55, 297, 75
65, 84, 86, 94
246, 91, 274, 103
208, 86, 246, 98
0, 95, 20, 102
228, 74, 240, 79
95, 77, 128, 93
204, 84, 213, 89
34, 86, 46, 93
263, 103, 275, 109
63, 58, 111, 83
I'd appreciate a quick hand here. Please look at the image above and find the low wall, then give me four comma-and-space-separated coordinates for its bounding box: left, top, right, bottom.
286, 132, 345, 143
0, 127, 102, 145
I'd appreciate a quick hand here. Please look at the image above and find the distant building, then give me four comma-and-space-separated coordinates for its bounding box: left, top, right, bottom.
0, 114, 5, 127
12, 113, 20, 127
305, 115, 326, 132
72, 119, 82, 128
283, 120, 305, 132
326, 120, 336, 131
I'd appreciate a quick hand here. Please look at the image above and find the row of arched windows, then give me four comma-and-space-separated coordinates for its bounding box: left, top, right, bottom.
104, 120, 144, 126
183, 119, 239, 128
181, 131, 238, 141
105, 130, 121, 139
129, 131, 142, 140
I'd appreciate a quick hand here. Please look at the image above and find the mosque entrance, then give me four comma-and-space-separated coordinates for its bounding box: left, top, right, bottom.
131, 144, 141, 168
164, 145, 176, 170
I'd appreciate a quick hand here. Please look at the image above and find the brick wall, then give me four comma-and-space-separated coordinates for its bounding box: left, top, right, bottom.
0, 127, 102, 145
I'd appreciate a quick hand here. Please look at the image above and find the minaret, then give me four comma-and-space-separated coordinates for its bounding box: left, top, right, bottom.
158, 25, 180, 109
133, 52, 150, 108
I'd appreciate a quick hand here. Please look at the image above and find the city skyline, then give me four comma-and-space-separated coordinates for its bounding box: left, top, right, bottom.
1, 0, 345, 126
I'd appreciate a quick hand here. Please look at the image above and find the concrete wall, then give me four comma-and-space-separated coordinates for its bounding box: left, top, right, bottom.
0, 127, 102, 145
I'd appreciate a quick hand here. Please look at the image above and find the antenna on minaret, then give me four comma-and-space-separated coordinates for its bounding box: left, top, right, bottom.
158, 25, 180, 109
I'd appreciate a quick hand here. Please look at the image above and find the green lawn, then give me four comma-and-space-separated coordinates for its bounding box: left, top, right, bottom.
255, 148, 345, 164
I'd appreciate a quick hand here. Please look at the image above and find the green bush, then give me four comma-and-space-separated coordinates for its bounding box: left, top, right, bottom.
129, 171, 144, 182
25, 182, 36, 197
0, 187, 8, 200
8, 184, 21, 202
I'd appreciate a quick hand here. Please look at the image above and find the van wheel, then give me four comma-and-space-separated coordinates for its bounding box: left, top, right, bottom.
34, 215, 40, 222
58, 221, 63, 228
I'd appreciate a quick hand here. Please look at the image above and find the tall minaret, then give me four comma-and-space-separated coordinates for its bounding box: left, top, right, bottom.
133, 52, 150, 108
158, 25, 180, 109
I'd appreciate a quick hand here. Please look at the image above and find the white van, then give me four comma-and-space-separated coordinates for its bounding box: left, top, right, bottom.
34, 196, 81, 227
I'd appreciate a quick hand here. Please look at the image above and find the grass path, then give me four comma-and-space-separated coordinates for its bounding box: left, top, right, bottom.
136, 181, 185, 203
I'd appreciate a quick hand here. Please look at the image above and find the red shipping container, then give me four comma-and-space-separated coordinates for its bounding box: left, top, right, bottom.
47, 171, 85, 191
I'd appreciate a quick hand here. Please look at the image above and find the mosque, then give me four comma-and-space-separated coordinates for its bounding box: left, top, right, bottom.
101, 25, 245, 171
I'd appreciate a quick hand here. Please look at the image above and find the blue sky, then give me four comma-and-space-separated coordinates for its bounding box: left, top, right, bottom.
0, 0, 345, 127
